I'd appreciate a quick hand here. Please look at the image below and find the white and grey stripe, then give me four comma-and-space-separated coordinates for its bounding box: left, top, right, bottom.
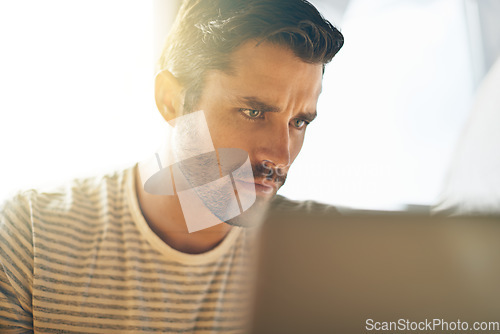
0, 166, 254, 333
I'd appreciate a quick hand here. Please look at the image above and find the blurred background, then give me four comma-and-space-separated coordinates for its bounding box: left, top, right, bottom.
1, 0, 499, 211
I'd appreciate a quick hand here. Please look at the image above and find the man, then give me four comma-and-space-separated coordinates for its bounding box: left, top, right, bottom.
0, 0, 343, 332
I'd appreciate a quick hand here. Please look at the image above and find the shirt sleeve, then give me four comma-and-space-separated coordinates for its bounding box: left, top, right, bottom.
0, 192, 35, 333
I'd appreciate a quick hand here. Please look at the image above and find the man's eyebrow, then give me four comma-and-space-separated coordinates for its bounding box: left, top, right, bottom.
297, 110, 317, 123
238, 96, 317, 122
238, 96, 280, 113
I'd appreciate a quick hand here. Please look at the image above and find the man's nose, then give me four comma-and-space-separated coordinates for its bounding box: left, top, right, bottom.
259, 123, 291, 170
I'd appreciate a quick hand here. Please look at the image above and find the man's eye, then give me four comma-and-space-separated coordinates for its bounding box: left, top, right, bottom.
292, 119, 308, 129
240, 108, 264, 119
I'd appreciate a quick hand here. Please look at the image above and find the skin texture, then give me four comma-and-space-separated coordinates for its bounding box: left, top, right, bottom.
136, 41, 323, 254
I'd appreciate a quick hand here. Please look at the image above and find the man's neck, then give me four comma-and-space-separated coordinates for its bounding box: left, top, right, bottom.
134, 166, 232, 254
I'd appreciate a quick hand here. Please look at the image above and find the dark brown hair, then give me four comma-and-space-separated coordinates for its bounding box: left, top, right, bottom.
158, 0, 344, 112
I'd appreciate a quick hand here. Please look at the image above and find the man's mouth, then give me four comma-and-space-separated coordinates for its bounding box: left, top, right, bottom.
235, 178, 277, 195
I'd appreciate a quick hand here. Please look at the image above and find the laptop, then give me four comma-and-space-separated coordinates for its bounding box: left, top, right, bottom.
249, 210, 500, 333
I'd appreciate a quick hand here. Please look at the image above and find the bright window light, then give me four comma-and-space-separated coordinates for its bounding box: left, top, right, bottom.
279, 0, 475, 210
0, 1, 159, 200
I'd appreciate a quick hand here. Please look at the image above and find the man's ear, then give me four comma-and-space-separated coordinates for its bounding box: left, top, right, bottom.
154, 70, 184, 123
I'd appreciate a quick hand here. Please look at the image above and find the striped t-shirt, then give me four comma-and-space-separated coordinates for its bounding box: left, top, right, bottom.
0, 166, 262, 333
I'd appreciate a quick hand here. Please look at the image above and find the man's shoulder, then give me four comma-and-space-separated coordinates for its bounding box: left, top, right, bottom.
270, 195, 341, 216
0, 166, 133, 225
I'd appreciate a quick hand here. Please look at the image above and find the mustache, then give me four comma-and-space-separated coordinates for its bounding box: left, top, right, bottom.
175, 148, 288, 188
253, 162, 287, 185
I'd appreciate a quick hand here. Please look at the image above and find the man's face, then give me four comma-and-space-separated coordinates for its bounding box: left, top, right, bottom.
190, 41, 323, 199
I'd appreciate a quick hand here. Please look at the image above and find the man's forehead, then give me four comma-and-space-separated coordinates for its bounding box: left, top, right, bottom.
215, 42, 323, 94
229, 40, 323, 74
